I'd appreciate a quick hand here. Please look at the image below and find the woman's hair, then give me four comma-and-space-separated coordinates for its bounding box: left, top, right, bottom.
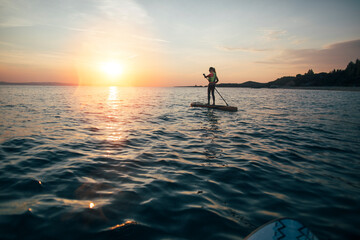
209, 67, 216, 73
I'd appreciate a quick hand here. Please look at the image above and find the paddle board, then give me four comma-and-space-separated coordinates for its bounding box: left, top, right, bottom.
244, 218, 318, 240
190, 102, 238, 112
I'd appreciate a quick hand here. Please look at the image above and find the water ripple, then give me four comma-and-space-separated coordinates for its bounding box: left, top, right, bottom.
0, 86, 359, 239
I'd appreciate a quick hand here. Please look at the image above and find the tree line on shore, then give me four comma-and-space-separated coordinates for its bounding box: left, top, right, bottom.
217, 59, 360, 88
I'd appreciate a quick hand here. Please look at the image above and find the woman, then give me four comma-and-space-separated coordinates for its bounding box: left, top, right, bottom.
203, 67, 219, 105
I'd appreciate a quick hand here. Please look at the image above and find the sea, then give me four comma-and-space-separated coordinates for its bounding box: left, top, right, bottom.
0, 86, 359, 240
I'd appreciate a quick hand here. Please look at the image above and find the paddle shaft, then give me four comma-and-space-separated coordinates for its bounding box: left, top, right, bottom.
215, 87, 229, 106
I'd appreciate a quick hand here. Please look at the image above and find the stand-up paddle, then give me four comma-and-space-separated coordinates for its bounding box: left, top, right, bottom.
190, 67, 237, 112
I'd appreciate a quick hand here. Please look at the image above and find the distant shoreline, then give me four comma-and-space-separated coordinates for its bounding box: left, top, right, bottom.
0, 81, 75, 86
1, 82, 360, 91
268, 86, 360, 92
176, 85, 360, 91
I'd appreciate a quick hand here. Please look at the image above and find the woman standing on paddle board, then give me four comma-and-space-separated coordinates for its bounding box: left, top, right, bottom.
203, 67, 219, 105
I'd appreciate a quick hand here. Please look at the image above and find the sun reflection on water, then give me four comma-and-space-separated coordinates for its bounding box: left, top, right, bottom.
106, 86, 125, 143
108, 220, 137, 230
108, 86, 118, 101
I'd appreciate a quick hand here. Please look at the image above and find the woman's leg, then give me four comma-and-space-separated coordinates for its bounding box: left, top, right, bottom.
207, 85, 211, 104
211, 87, 215, 105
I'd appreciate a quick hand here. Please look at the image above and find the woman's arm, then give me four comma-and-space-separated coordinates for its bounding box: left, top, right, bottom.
203, 73, 213, 79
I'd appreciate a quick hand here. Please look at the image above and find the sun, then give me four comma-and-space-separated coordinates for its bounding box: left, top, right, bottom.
99, 61, 123, 78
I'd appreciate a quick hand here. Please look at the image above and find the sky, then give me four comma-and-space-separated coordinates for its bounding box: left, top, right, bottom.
0, 0, 359, 86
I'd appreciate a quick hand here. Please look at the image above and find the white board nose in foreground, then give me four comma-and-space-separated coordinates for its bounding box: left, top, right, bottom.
244, 218, 318, 240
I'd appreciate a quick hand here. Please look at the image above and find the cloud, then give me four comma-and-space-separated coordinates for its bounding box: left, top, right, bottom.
260, 29, 307, 46
98, 0, 149, 25
0, 0, 167, 65
0, 46, 73, 66
0, 41, 18, 48
257, 39, 360, 68
0, 0, 151, 29
0, 17, 33, 27
133, 35, 169, 43
262, 30, 287, 41
218, 46, 270, 53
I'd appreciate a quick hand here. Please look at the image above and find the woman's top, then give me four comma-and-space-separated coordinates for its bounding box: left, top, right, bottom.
208, 72, 217, 83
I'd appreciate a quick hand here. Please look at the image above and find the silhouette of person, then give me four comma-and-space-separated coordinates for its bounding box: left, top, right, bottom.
203, 67, 219, 105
